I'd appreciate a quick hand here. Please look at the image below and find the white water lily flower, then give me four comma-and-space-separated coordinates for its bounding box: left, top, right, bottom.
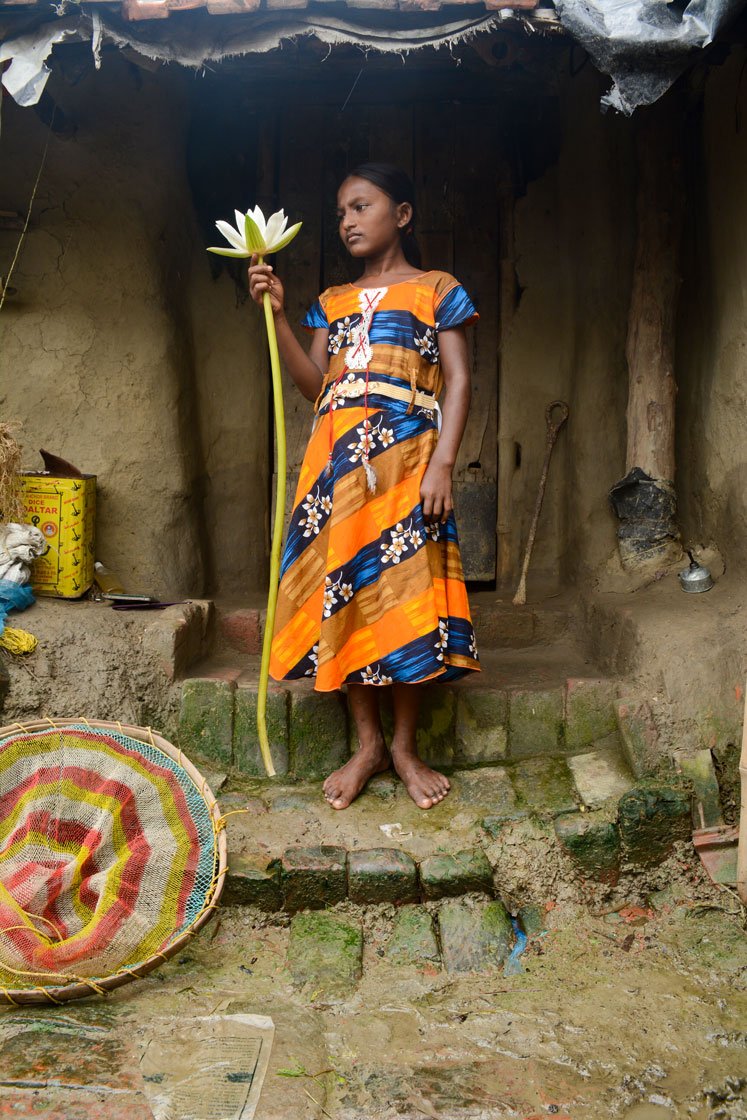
207, 205, 302, 258
206, 199, 302, 778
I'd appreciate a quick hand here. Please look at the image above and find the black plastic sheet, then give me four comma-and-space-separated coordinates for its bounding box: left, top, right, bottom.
609, 466, 680, 567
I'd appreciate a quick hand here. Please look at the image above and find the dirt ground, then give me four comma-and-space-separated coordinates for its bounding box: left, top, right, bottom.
1, 864, 746, 1120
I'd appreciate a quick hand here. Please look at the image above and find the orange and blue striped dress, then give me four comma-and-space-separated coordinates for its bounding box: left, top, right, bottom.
269, 270, 480, 692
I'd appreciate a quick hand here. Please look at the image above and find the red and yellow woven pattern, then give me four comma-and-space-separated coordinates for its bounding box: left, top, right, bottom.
0, 720, 225, 1004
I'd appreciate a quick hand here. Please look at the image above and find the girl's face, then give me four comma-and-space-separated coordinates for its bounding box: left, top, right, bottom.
337, 176, 412, 259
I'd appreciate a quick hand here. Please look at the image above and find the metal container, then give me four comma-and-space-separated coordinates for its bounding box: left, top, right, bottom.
20, 472, 96, 599
679, 556, 714, 594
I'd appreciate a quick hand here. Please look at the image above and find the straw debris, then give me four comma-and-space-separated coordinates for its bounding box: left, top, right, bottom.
0, 421, 24, 523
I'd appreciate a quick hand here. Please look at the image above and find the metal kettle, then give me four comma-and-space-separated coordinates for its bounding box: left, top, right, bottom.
679, 552, 714, 593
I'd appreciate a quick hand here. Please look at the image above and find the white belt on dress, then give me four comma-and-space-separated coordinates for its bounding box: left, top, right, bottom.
315, 377, 442, 433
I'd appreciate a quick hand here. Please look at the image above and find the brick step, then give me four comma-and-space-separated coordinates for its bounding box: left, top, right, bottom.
212, 589, 576, 658
140, 593, 577, 688
214, 755, 698, 917
220, 757, 629, 884
179, 647, 628, 778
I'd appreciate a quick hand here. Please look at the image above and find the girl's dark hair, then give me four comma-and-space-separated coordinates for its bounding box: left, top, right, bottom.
346, 162, 422, 269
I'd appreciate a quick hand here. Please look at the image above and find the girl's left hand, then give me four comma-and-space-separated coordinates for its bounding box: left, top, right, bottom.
420, 459, 453, 524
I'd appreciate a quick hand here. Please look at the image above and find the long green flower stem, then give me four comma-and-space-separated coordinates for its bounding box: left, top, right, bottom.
257, 267, 285, 778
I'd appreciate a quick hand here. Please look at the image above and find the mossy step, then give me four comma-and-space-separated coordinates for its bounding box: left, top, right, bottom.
179, 659, 624, 778
284, 898, 540, 984
225, 843, 496, 911
287, 911, 363, 994
216, 757, 601, 873
438, 898, 514, 973
554, 779, 693, 884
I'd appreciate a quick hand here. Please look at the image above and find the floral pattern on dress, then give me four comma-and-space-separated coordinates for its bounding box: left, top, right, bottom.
323, 572, 354, 618
360, 663, 393, 685
328, 316, 360, 356
380, 520, 425, 566
304, 644, 319, 677
426, 521, 441, 542
434, 619, 449, 661
329, 371, 358, 409
347, 419, 395, 465
299, 487, 332, 538
468, 631, 478, 659
413, 326, 439, 364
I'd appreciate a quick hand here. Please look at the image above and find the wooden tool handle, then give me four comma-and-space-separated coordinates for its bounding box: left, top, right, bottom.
513, 401, 569, 606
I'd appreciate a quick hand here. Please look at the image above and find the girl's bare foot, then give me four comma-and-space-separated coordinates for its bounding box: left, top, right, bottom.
391, 744, 450, 809
323, 739, 390, 810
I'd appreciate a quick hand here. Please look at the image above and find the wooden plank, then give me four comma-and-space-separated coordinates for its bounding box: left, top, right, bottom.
625, 105, 683, 483
452, 108, 500, 580
620, 101, 684, 572
121, 0, 170, 20
496, 155, 518, 587
274, 104, 325, 535
366, 102, 413, 174
413, 100, 456, 231
255, 109, 278, 226
413, 99, 456, 274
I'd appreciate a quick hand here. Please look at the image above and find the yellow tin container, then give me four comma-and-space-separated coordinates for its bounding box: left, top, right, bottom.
19, 473, 96, 598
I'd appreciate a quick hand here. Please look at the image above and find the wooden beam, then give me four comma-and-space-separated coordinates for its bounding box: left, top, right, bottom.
625, 102, 684, 483
616, 97, 685, 572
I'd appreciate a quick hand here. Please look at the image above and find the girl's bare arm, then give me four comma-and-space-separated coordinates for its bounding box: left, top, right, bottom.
248, 260, 328, 402
420, 326, 471, 523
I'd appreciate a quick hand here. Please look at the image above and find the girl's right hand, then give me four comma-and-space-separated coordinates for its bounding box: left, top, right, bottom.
248, 256, 286, 317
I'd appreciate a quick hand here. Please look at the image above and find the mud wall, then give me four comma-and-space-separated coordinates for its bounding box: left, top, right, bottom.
502, 66, 634, 588
0, 55, 270, 599
677, 46, 747, 572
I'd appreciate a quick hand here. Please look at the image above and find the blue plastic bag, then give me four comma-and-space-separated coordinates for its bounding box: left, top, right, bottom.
0, 579, 35, 636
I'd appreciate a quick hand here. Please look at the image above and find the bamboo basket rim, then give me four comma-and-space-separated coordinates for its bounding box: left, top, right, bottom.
0, 716, 228, 1006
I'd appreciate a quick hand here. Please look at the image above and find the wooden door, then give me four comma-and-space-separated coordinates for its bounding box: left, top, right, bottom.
265, 97, 499, 582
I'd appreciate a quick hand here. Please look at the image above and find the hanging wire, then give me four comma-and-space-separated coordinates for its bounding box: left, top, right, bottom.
0, 110, 55, 313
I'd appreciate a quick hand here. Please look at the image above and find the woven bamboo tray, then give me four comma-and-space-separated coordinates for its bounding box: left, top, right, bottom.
0, 717, 228, 1005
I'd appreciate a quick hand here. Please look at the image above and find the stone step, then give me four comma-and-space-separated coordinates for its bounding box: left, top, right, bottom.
178, 648, 623, 778
438, 897, 514, 973
217, 759, 697, 913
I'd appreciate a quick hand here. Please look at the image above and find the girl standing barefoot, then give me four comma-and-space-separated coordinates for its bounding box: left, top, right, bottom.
248, 163, 479, 810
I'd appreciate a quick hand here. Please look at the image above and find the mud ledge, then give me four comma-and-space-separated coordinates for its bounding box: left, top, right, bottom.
581, 571, 746, 752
